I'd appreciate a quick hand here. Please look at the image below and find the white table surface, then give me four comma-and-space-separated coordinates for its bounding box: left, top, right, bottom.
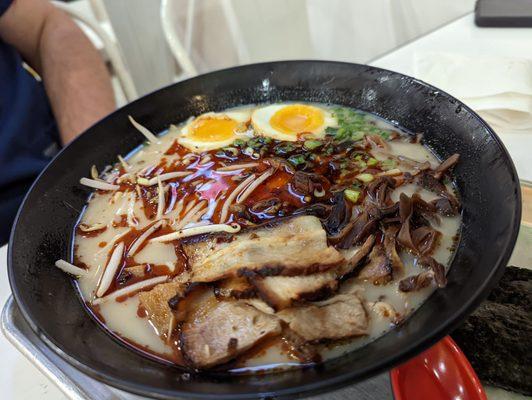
371, 13, 532, 183
0, 245, 67, 400
1, 12, 531, 400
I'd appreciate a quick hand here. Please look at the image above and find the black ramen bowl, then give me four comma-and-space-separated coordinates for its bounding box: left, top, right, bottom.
8, 61, 521, 399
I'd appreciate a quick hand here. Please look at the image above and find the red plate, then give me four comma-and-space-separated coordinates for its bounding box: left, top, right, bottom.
390, 336, 487, 400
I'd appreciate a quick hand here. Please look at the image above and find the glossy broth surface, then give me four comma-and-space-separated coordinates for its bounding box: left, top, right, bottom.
74, 103, 461, 372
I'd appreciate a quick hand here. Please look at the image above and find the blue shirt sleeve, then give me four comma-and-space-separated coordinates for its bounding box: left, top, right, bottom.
0, 0, 13, 17
0, 0, 60, 244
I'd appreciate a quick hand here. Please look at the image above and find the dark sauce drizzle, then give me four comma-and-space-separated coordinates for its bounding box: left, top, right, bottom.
73, 108, 460, 372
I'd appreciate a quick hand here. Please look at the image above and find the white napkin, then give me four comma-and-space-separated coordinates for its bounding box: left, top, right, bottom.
414, 52, 532, 133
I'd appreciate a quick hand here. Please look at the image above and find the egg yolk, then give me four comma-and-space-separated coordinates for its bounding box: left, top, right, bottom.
270, 105, 324, 135
189, 117, 238, 142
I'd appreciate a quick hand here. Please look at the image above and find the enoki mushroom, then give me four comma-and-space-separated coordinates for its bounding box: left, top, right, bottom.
150, 223, 241, 242
92, 275, 169, 305
55, 260, 87, 277
237, 168, 274, 204
128, 220, 165, 256
80, 177, 119, 191
96, 242, 125, 297
128, 115, 159, 144
219, 173, 256, 223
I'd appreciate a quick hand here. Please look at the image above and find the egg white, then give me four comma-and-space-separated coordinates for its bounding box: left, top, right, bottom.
251, 104, 337, 142
224, 109, 253, 123
177, 111, 252, 152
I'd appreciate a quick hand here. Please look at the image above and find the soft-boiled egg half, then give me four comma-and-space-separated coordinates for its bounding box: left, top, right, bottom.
251, 103, 337, 142
177, 110, 251, 152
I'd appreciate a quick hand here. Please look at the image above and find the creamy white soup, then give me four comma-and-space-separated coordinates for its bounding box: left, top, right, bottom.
57, 103, 461, 373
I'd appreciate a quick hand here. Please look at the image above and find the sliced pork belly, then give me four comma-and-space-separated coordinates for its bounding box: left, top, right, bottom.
138, 280, 187, 336
214, 277, 256, 299
181, 300, 281, 368
282, 328, 322, 363
183, 216, 344, 282
249, 271, 338, 310
123, 265, 147, 279
277, 293, 368, 342
249, 236, 376, 310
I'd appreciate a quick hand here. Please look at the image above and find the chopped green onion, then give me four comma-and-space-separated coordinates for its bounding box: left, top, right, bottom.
243, 147, 254, 156
287, 154, 306, 166
350, 131, 365, 141
233, 139, 246, 147
259, 136, 272, 144
337, 132, 352, 142
356, 173, 374, 183
378, 130, 391, 140
274, 142, 296, 155
325, 127, 338, 136
356, 160, 367, 169
381, 159, 397, 170
344, 188, 361, 203
330, 107, 392, 142
303, 140, 322, 150
247, 138, 264, 149
367, 157, 379, 166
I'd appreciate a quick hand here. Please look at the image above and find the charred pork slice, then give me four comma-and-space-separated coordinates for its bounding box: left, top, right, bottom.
138, 280, 187, 336
183, 216, 344, 282
122, 265, 147, 279
282, 328, 322, 363
215, 277, 256, 299
249, 237, 375, 311
249, 272, 338, 311
181, 300, 281, 368
277, 293, 368, 342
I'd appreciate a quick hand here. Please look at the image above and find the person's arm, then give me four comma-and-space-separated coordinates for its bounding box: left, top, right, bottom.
0, 0, 115, 143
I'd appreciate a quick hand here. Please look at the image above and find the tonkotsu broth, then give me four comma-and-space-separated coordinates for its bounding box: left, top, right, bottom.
72, 103, 461, 373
